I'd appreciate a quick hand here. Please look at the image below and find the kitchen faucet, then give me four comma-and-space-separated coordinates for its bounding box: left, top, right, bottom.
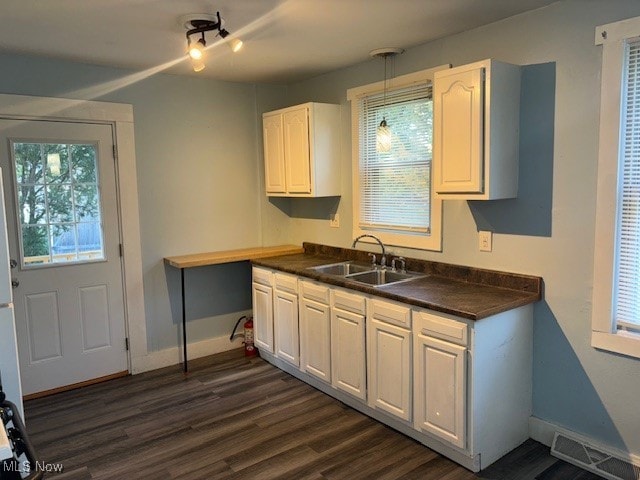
352, 234, 387, 267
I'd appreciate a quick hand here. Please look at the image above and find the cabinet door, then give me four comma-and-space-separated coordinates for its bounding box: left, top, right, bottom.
434, 67, 484, 194
283, 107, 311, 194
299, 297, 331, 382
368, 318, 412, 421
252, 282, 274, 354
414, 333, 467, 449
274, 289, 300, 366
263, 113, 286, 193
331, 307, 366, 400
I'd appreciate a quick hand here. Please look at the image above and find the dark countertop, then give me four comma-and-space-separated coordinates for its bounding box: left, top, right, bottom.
251, 243, 543, 321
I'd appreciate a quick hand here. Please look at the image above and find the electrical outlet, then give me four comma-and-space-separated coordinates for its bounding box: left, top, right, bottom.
329, 213, 340, 228
479, 230, 492, 252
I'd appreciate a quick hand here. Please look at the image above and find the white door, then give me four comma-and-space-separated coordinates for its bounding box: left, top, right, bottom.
273, 288, 299, 366
434, 66, 484, 194
262, 113, 286, 194
367, 318, 412, 421
0, 119, 127, 396
283, 107, 311, 194
331, 307, 366, 400
252, 281, 274, 354
299, 297, 331, 382
414, 332, 467, 449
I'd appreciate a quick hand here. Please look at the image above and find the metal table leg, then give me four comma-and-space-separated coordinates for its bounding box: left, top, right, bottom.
181, 267, 188, 373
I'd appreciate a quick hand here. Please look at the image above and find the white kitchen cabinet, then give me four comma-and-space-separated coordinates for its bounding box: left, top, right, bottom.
263, 114, 286, 193
252, 267, 274, 354
273, 273, 300, 367
433, 59, 520, 200
299, 280, 331, 382
254, 264, 534, 472
412, 306, 533, 469
262, 102, 341, 197
331, 289, 366, 401
283, 108, 311, 193
367, 299, 412, 422
414, 331, 467, 449
414, 310, 468, 449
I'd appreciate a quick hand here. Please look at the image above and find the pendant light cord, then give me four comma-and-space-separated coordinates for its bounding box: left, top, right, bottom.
383, 54, 388, 122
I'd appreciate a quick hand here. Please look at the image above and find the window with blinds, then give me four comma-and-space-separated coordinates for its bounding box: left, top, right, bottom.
357, 83, 432, 234
615, 38, 640, 330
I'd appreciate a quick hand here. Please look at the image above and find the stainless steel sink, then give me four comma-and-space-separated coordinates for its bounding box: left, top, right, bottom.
309, 261, 425, 287
345, 269, 425, 286
309, 261, 373, 276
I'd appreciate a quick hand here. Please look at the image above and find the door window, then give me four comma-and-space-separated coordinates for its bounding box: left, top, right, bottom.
10, 141, 105, 267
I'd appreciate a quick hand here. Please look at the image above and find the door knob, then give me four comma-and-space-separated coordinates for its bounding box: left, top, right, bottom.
11, 279, 19, 288
9, 259, 17, 269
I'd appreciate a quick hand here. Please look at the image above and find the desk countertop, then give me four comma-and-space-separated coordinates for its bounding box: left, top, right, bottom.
164, 245, 304, 269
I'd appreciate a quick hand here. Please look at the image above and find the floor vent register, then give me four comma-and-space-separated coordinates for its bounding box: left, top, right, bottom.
551, 432, 640, 480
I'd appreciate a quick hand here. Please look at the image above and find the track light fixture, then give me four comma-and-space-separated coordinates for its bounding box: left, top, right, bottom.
182, 11, 243, 72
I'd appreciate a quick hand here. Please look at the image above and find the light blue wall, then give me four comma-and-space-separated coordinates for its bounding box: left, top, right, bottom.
257, 0, 640, 455
3, 0, 640, 458
0, 53, 264, 351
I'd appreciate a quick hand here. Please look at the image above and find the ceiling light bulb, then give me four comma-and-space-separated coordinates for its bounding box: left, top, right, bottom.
377, 119, 392, 153
192, 58, 206, 72
229, 38, 243, 53
188, 38, 205, 60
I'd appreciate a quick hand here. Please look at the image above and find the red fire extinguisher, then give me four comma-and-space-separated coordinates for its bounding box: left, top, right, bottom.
243, 317, 256, 357
230, 315, 257, 357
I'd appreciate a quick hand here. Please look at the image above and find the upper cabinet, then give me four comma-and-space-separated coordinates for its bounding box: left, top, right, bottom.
262, 102, 341, 197
433, 59, 521, 200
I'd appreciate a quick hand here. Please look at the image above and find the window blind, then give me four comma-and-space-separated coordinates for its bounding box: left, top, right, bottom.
615, 39, 640, 327
358, 83, 432, 233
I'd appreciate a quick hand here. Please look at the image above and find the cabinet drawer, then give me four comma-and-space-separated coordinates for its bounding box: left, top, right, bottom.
300, 280, 330, 304
369, 298, 411, 329
252, 267, 272, 287
414, 310, 468, 346
274, 272, 298, 293
332, 289, 366, 315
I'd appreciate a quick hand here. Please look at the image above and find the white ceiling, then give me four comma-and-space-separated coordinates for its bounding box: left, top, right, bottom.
0, 0, 559, 83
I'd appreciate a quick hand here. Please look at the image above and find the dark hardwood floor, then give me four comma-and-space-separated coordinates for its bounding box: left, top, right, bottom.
23, 349, 595, 479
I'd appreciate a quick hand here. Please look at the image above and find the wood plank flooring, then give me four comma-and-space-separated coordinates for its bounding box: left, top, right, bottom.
23, 349, 592, 479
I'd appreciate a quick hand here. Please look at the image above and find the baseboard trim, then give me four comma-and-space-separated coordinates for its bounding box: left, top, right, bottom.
529, 416, 557, 447
132, 334, 245, 374
23, 370, 129, 400
529, 416, 640, 466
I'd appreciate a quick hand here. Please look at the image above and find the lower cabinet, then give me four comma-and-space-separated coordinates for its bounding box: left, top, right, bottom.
331, 289, 367, 400
273, 273, 300, 367
299, 280, 332, 382
414, 330, 467, 448
252, 268, 274, 354
367, 298, 412, 422
413, 309, 468, 449
251, 265, 533, 472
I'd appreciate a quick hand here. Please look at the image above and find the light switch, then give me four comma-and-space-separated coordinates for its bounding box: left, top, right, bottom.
479, 230, 492, 252
329, 213, 340, 228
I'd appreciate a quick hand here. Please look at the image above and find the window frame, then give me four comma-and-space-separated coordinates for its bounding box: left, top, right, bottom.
347, 65, 449, 251
9, 139, 107, 269
592, 16, 640, 358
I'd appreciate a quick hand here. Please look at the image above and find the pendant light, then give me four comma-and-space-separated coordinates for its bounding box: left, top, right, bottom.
370, 48, 404, 153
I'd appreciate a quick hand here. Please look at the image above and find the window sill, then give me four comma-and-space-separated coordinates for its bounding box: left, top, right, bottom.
592, 331, 640, 359
352, 228, 442, 253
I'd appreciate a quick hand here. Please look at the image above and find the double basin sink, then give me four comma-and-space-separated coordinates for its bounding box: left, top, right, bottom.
308, 261, 425, 287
